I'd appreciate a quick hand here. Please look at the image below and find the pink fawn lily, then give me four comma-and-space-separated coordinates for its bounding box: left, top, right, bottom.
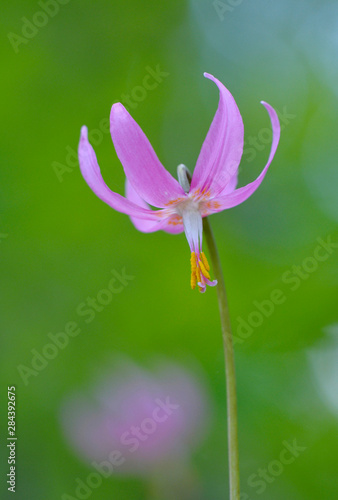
78, 73, 280, 293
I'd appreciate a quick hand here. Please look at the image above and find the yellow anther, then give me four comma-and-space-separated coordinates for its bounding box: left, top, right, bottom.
190, 252, 197, 289
198, 259, 211, 280
201, 252, 210, 271
191, 274, 197, 290
196, 266, 201, 283
190, 251, 213, 290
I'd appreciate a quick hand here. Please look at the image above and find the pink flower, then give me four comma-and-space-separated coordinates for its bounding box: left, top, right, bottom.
60, 358, 211, 476
78, 73, 280, 292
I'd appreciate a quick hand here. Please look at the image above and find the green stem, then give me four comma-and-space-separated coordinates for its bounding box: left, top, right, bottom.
203, 217, 240, 500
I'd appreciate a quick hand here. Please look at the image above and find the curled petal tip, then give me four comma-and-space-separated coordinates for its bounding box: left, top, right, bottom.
260, 101, 281, 142
260, 101, 277, 116
111, 102, 126, 116
203, 72, 213, 81
110, 103, 130, 128
80, 125, 88, 140
111, 102, 123, 109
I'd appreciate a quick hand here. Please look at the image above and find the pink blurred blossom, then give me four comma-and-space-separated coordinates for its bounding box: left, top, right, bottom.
60, 358, 212, 477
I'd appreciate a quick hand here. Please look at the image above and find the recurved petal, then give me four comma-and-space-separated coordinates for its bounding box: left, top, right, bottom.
78, 126, 159, 220
205, 101, 280, 212
125, 179, 184, 234
110, 104, 185, 208
190, 73, 244, 196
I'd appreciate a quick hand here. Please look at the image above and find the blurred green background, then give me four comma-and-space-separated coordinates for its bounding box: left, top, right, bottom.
1, 0, 338, 498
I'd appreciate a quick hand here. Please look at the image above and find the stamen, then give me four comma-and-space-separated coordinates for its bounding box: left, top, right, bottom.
190, 252, 197, 289
201, 252, 210, 272
190, 250, 215, 292
196, 265, 202, 284
191, 275, 197, 290
198, 259, 211, 280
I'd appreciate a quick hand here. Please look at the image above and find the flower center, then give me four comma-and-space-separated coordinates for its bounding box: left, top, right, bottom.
171, 164, 217, 293
174, 200, 216, 293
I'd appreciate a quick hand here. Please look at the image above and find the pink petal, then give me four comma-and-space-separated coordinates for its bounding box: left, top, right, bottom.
206, 101, 280, 212
78, 126, 159, 220
190, 73, 244, 196
220, 173, 238, 195
162, 221, 185, 235
125, 180, 184, 234
110, 104, 185, 208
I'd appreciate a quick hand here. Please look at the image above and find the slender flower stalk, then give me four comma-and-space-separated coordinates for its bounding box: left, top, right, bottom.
203, 217, 240, 499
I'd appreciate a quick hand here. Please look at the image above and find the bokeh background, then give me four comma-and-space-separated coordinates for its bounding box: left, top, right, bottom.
1, 0, 338, 498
